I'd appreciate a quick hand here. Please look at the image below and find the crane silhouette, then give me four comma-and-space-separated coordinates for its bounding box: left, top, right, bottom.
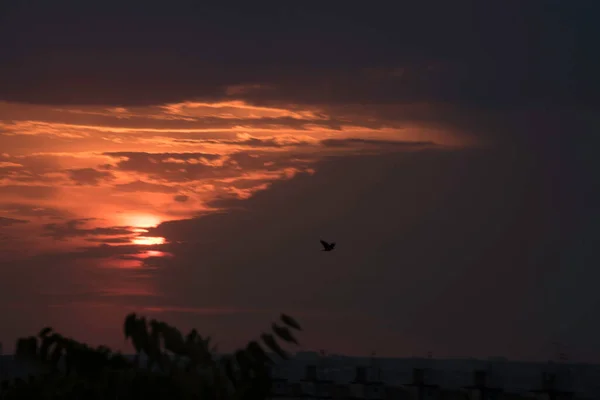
320, 239, 336, 252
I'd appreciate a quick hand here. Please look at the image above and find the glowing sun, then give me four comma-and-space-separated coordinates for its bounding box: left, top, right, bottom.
122, 214, 161, 229
132, 236, 166, 246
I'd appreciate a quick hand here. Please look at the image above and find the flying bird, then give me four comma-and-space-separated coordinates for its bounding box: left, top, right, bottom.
320, 239, 336, 252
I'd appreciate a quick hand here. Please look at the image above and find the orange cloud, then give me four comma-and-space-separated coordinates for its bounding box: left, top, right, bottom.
0, 98, 466, 259
160, 100, 326, 120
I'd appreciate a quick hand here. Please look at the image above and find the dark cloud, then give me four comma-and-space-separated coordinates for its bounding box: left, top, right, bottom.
0, 2, 597, 110
0, 172, 61, 185
226, 151, 314, 172
0, 216, 28, 226
104, 151, 221, 162
102, 152, 223, 182
85, 237, 132, 244
0, 185, 58, 199
320, 138, 436, 149
174, 137, 311, 148
0, 203, 68, 219
0, 154, 71, 185
114, 180, 178, 194
103, 151, 315, 182
231, 137, 312, 147
67, 168, 115, 185
42, 219, 135, 240
173, 195, 189, 203
141, 143, 599, 360
0, 156, 65, 185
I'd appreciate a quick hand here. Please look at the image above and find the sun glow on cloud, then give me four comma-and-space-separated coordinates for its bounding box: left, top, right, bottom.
121, 214, 161, 229
0, 96, 471, 340
132, 236, 166, 246
121, 215, 167, 246
0, 98, 464, 257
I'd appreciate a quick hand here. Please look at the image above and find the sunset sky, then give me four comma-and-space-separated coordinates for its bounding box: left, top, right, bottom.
0, 1, 598, 361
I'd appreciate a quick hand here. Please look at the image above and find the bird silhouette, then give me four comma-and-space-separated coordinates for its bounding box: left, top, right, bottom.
320, 239, 336, 251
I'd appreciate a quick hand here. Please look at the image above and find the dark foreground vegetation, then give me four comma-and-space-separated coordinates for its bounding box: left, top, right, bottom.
1, 312, 302, 399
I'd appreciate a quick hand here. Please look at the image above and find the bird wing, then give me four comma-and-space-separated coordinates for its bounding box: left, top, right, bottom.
320, 239, 329, 248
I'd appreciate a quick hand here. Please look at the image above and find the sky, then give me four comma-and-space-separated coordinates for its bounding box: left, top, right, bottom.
0, 1, 599, 362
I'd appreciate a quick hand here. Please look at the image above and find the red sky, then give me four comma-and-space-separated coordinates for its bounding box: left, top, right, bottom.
0, 98, 466, 354
0, 1, 599, 362
0, 99, 461, 257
